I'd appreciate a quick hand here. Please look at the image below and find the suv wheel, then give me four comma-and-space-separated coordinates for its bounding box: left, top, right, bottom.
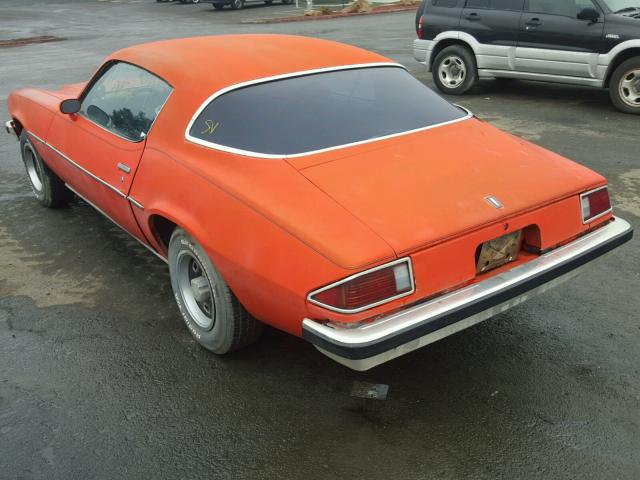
230, 0, 244, 8
610, 57, 640, 115
432, 45, 477, 95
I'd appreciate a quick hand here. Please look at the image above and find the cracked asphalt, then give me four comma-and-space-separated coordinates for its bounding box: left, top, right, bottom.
1, 1, 639, 479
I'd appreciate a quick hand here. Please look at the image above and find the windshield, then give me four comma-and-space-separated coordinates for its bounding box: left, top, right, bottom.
601, 0, 640, 12
187, 66, 468, 157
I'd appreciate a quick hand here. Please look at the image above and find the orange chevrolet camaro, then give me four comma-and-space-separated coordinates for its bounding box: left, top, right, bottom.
6, 35, 633, 370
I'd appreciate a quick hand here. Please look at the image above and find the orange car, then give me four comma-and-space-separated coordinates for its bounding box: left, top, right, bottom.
5, 35, 633, 370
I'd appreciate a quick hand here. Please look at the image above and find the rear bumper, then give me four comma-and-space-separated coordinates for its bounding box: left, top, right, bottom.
5, 120, 18, 138
303, 217, 633, 371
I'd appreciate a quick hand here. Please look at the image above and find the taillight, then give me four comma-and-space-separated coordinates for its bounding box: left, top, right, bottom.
418, 15, 424, 39
308, 259, 414, 313
581, 186, 611, 223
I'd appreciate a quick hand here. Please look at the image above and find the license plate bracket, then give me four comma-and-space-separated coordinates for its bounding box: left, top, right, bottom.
476, 230, 523, 274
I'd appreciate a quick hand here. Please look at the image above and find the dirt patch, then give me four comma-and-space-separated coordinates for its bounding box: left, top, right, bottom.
0, 36, 65, 49
242, 3, 418, 24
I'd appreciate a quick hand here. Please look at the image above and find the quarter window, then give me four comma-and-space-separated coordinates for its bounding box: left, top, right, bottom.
80, 62, 172, 142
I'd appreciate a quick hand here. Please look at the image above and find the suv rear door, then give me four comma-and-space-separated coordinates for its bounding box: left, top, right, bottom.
515, 0, 605, 77
460, 0, 525, 71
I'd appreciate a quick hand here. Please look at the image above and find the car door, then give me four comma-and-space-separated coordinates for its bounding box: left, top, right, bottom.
459, 0, 525, 71
46, 62, 172, 240
516, 0, 605, 77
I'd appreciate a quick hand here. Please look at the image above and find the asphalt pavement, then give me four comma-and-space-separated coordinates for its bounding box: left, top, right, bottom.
1, 1, 639, 479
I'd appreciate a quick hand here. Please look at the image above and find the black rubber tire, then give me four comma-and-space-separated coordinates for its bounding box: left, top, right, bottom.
19, 132, 73, 208
230, 0, 244, 9
609, 57, 640, 115
432, 45, 478, 95
213, 3, 224, 8
168, 228, 263, 354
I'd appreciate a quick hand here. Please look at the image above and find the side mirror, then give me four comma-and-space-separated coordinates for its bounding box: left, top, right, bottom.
577, 7, 600, 23
60, 99, 81, 115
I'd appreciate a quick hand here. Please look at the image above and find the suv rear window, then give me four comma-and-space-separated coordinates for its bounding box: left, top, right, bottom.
187, 66, 468, 157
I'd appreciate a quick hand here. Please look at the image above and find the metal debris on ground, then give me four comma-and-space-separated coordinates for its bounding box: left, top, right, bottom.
351, 381, 389, 400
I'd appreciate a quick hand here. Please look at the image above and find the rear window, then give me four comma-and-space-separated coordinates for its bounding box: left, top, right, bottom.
187, 66, 468, 157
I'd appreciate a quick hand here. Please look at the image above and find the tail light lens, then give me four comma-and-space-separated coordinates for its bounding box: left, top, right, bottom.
418, 15, 424, 39
308, 259, 415, 313
581, 186, 611, 223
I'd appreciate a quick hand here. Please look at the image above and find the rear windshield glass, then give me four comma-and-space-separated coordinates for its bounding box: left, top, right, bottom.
188, 66, 468, 157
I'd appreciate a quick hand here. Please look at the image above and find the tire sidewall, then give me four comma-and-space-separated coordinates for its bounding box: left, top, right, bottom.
432, 46, 477, 95
169, 229, 235, 353
610, 57, 640, 115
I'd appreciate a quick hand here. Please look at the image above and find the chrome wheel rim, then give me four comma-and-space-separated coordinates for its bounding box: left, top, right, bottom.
176, 251, 215, 331
23, 144, 44, 193
619, 68, 640, 107
439, 55, 466, 89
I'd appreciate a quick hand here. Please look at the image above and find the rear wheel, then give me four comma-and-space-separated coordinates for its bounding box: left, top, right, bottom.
230, 0, 244, 9
609, 57, 640, 115
432, 45, 477, 95
19, 132, 73, 208
168, 228, 263, 354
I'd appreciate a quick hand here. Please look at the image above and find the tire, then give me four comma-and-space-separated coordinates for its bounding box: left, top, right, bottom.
432, 45, 477, 95
19, 132, 73, 208
213, 3, 224, 8
609, 56, 640, 115
168, 228, 263, 354
230, 0, 244, 9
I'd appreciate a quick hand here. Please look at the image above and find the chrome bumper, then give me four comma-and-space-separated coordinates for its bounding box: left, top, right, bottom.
303, 217, 633, 371
5, 120, 18, 138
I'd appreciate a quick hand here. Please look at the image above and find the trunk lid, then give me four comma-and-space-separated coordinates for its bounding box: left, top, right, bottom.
290, 119, 604, 255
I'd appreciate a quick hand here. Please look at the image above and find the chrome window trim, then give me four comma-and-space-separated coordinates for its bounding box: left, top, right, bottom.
307, 257, 415, 314
580, 185, 612, 224
184, 63, 473, 159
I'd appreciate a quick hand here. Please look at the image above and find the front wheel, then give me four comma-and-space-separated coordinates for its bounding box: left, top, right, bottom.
432, 45, 477, 95
168, 228, 263, 354
19, 132, 73, 208
230, 0, 244, 9
609, 57, 640, 115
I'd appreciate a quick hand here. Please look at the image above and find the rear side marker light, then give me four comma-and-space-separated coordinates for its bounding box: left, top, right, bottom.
308, 258, 415, 314
581, 186, 611, 223
418, 16, 424, 39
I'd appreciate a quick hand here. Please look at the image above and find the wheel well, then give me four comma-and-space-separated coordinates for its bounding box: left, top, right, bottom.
605, 48, 640, 88
149, 215, 177, 255
430, 40, 474, 70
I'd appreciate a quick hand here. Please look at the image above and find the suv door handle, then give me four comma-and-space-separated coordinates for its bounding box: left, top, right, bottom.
464, 12, 480, 21
525, 17, 543, 27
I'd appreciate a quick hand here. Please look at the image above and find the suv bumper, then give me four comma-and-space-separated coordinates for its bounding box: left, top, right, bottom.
303, 217, 633, 371
413, 39, 435, 70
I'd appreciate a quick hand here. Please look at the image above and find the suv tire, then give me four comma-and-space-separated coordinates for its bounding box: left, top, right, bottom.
432, 45, 477, 95
609, 57, 640, 115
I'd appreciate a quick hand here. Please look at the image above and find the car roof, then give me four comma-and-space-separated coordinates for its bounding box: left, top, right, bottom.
109, 34, 392, 94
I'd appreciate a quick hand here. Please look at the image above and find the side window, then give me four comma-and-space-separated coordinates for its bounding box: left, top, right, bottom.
80, 62, 172, 142
433, 0, 459, 6
526, 0, 595, 17
466, 0, 523, 10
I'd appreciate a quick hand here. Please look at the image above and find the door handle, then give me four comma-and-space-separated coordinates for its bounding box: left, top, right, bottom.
525, 17, 542, 27
464, 12, 480, 21
117, 163, 131, 174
